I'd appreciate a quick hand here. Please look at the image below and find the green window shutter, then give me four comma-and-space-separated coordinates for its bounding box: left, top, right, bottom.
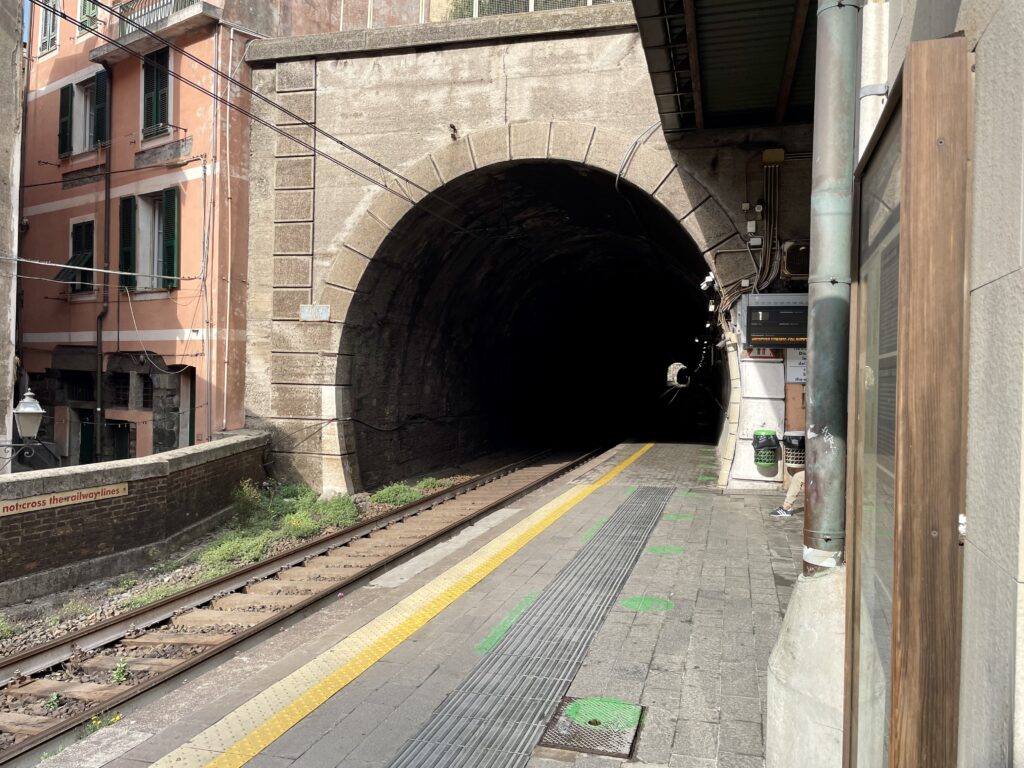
155, 49, 169, 128
142, 53, 156, 133
119, 197, 136, 289
161, 187, 180, 290
82, 0, 98, 28
143, 49, 169, 137
93, 70, 108, 146
58, 84, 73, 157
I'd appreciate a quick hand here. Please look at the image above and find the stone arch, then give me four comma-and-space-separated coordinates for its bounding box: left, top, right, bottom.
312, 122, 739, 492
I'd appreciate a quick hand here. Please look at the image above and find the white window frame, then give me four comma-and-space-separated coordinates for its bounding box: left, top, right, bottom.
68, 213, 96, 299
134, 193, 165, 291
73, 77, 97, 155
38, 0, 60, 57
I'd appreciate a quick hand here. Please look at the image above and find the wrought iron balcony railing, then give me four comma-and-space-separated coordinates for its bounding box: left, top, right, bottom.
112, 0, 200, 38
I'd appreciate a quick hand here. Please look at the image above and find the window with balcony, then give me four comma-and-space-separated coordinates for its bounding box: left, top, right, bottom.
39, 0, 59, 54
57, 72, 108, 157
142, 48, 170, 139
118, 187, 180, 291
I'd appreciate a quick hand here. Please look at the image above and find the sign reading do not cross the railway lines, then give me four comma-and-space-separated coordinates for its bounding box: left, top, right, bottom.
0, 482, 128, 517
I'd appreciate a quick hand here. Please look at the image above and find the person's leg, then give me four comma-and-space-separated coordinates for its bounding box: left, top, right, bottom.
783, 470, 805, 508
772, 470, 805, 518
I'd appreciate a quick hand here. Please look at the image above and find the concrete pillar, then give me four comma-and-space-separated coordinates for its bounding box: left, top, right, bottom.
767, 569, 846, 767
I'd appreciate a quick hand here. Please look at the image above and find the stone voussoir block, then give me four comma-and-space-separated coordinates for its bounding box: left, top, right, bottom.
431, 138, 475, 184
683, 199, 740, 254
324, 246, 370, 291
549, 121, 595, 163
402, 155, 444, 202
320, 282, 356, 322
344, 216, 391, 259
585, 127, 641, 175
623, 143, 677, 194
468, 125, 511, 168
655, 168, 710, 221
366, 184, 413, 230
510, 121, 551, 160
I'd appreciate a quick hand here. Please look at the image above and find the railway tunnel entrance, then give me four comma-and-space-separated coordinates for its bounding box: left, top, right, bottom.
344, 160, 725, 490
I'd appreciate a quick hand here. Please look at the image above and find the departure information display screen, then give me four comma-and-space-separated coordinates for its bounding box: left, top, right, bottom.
746, 305, 808, 348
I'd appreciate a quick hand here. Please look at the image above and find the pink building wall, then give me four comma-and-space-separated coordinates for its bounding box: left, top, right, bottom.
19, 0, 337, 463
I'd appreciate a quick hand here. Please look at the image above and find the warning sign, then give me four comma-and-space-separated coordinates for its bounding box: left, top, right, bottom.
0, 483, 128, 517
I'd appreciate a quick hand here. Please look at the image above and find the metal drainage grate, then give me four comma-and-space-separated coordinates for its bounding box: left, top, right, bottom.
538, 696, 645, 759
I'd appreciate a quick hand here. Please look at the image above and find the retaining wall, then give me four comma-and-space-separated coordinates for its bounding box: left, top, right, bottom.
0, 430, 270, 603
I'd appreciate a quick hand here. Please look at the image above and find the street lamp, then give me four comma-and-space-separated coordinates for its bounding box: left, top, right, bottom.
1, 389, 59, 471
13, 389, 45, 442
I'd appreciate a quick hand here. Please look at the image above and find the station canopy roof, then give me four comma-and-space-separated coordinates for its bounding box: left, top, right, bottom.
633, 0, 817, 134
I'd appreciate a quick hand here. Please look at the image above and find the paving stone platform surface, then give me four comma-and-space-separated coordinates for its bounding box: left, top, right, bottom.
32, 443, 803, 768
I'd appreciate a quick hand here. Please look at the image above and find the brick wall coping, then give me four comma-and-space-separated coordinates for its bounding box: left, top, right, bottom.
0, 430, 270, 500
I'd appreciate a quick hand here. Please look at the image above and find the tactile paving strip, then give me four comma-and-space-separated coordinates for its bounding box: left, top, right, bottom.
151, 445, 654, 768
387, 486, 672, 768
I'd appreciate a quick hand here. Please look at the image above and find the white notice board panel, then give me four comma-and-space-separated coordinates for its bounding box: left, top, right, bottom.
785, 348, 807, 384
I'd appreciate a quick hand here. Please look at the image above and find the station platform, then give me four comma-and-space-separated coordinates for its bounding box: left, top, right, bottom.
37, 443, 803, 768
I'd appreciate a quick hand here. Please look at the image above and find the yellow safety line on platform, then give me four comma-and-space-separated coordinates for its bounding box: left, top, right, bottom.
151, 443, 653, 768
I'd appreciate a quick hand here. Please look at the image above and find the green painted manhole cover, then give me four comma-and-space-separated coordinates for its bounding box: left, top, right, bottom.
620, 595, 674, 613
646, 544, 685, 556
538, 696, 645, 758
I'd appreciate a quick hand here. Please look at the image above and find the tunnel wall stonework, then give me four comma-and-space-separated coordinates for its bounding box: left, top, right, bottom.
244, 5, 810, 492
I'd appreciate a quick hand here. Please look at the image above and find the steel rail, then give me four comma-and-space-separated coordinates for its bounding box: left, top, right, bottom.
0, 447, 602, 765
0, 450, 550, 686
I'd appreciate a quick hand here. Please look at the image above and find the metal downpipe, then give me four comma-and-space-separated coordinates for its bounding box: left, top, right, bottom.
803, 0, 861, 574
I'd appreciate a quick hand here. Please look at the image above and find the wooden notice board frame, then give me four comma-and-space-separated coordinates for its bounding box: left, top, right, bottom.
843, 36, 971, 768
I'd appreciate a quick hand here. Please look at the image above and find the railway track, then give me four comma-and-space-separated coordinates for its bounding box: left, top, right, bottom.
0, 448, 600, 764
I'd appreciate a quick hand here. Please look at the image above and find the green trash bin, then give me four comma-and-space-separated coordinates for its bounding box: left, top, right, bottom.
752, 429, 780, 468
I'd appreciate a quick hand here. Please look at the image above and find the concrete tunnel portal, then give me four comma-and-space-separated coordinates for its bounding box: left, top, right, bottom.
344, 160, 724, 490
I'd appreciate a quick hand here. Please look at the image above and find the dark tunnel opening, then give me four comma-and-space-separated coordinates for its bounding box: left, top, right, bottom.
345, 160, 724, 490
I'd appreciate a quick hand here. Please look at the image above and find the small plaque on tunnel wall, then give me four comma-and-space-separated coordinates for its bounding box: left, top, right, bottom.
299, 304, 330, 322
537, 696, 644, 759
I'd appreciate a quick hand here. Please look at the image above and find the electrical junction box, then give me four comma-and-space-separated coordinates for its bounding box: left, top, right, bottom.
738, 293, 808, 349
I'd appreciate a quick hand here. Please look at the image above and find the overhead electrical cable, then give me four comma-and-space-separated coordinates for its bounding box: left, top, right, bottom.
28, 0, 479, 239
90, 0, 463, 215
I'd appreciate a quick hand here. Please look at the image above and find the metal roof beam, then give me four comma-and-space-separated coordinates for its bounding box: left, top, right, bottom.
681, 0, 704, 129
774, 0, 810, 124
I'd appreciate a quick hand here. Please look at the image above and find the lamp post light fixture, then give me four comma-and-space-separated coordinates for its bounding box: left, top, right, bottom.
1, 389, 59, 471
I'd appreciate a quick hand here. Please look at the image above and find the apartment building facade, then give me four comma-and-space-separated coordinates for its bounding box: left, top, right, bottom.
18, 0, 337, 466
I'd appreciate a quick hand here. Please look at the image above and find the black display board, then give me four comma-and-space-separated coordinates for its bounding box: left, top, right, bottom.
746, 304, 808, 348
